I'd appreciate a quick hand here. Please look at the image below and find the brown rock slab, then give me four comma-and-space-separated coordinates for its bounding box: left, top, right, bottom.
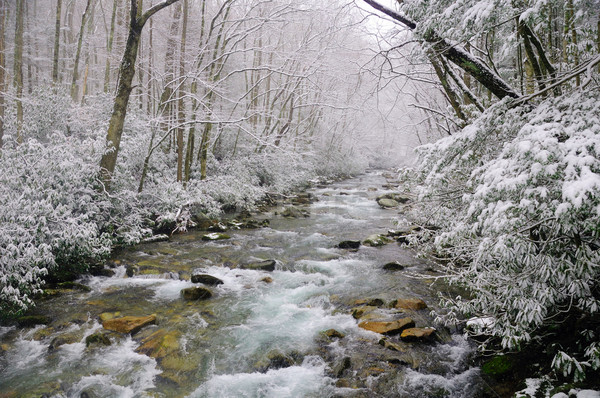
358, 318, 415, 335
102, 314, 156, 335
322, 329, 345, 339
392, 298, 428, 310
400, 327, 436, 342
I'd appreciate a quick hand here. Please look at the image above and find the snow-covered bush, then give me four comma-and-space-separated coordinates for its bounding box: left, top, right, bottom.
0, 134, 112, 316
408, 90, 600, 382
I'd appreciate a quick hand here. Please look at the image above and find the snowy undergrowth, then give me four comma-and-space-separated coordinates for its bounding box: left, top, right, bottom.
405, 89, 600, 383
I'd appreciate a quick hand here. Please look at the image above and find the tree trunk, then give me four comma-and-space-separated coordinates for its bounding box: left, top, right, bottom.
71, 0, 93, 101
52, 0, 62, 84
99, 0, 181, 187
14, 0, 24, 144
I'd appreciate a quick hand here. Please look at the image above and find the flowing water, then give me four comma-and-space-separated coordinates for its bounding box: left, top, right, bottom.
0, 171, 485, 398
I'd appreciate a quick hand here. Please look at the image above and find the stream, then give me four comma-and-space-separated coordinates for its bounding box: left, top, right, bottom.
0, 171, 485, 397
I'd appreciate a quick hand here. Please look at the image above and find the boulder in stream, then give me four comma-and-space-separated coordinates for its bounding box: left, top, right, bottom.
201, 233, 230, 241
181, 287, 213, 300
85, 332, 112, 347
358, 318, 415, 335
102, 314, 156, 335
391, 298, 428, 311
400, 327, 436, 342
363, 234, 391, 247
191, 274, 224, 286
377, 198, 399, 208
241, 259, 277, 272
338, 240, 361, 249
322, 329, 345, 339
281, 206, 309, 218
382, 262, 405, 271
141, 234, 170, 243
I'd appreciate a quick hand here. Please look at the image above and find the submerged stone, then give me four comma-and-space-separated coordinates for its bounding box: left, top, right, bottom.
135, 329, 181, 359
181, 287, 213, 300
191, 274, 224, 286
102, 314, 156, 335
358, 318, 415, 335
56, 282, 91, 292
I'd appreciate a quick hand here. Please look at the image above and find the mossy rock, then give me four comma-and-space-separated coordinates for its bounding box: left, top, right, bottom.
482, 355, 514, 377
85, 332, 112, 347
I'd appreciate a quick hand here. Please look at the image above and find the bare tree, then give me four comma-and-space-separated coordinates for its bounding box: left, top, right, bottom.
99, 0, 181, 187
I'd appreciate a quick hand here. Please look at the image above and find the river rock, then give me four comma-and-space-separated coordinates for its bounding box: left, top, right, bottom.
281, 206, 309, 218
181, 287, 212, 300
391, 298, 427, 310
351, 305, 377, 319
102, 314, 156, 334
354, 298, 385, 307
126, 264, 138, 277
358, 318, 415, 335
363, 234, 391, 247
135, 329, 181, 359
255, 350, 298, 372
260, 276, 273, 283
382, 262, 405, 271
377, 193, 410, 204
191, 274, 224, 286
241, 259, 277, 271
322, 329, 345, 339
85, 332, 112, 347
201, 233, 230, 241
400, 327, 436, 342
333, 356, 352, 377
338, 240, 361, 249
49, 334, 80, 351
378, 338, 405, 352
290, 193, 318, 205
377, 198, 399, 208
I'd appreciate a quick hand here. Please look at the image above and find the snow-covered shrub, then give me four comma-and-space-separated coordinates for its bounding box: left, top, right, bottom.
409, 90, 600, 382
0, 134, 112, 316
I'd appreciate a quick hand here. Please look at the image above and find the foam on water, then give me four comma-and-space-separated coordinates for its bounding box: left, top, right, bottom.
189, 356, 334, 398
